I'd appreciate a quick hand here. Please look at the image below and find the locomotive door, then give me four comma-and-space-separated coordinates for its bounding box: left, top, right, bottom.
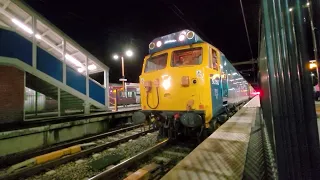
209, 48, 223, 116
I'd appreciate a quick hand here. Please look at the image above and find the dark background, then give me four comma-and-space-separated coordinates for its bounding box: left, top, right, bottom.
23, 0, 261, 86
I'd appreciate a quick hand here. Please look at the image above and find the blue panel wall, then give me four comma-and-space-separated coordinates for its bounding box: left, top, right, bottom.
0, 29, 32, 65
89, 80, 105, 105
66, 66, 86, 94
37, 47, 63, 82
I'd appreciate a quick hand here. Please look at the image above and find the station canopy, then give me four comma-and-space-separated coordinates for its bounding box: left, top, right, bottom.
0, 0, 108, 75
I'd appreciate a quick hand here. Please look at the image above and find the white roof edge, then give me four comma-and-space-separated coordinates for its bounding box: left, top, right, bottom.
12, 0, 109, 71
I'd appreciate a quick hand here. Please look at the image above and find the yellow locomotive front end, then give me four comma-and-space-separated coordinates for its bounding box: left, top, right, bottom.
140, 44, 207, 114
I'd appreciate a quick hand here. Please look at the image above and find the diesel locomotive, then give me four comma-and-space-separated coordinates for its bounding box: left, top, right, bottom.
133, 29, 256, 139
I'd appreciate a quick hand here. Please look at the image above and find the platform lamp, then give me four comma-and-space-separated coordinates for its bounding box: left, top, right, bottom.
113, 50, 133, 91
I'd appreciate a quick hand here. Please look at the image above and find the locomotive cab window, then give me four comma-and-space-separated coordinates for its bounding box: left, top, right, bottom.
172, 47, 202, 67
212, 49, 218, 70
144, 53, 168, 73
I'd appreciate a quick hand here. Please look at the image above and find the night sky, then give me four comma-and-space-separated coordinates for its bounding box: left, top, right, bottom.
23, 0, 260, 86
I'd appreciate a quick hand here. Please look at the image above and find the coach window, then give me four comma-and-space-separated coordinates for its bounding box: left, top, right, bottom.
212, 49, 218, 70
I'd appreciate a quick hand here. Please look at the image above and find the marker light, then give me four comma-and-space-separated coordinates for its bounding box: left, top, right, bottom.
179, 34, 186, 41
156, 41, 162, 47
149, 42, 155, 49
88, 64, 97, 70
12, 18, 33, 34
187, 31, 195, 39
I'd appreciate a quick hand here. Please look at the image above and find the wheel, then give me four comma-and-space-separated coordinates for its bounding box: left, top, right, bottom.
214, 120, 221, 130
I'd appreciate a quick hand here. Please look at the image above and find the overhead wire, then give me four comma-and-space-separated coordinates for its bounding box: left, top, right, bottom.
240, 0, 256, 84
168, 3, 212, 44
240, 0, 254, 60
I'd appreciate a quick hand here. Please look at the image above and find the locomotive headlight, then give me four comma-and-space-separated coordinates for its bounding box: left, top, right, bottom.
156, 41, 162, 47
149, 42, 155, 49
162, 76, 171, 90
179, 34, 186, 41
187, 31, 195, 39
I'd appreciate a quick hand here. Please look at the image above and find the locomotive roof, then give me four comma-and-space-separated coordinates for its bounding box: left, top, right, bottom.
148, 29, 204, 54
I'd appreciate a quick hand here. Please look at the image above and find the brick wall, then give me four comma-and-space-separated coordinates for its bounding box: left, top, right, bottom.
0, 66, 24, 123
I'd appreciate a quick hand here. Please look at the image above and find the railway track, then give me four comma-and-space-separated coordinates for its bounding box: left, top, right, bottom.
0, 124, 143, 168
0, 125, 156, 180
89, 139, 195, 180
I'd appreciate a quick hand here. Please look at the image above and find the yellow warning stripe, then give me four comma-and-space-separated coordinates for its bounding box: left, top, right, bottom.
35, 145, 81, 164
124, 169, 149, 180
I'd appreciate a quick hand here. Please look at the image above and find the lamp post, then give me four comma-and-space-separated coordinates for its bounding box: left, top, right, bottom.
113, 50, 133, 90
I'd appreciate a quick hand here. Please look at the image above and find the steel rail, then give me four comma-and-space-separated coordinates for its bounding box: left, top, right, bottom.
0, 128, 155, 180
88, 138, 169, 180
0, 124, 143, 168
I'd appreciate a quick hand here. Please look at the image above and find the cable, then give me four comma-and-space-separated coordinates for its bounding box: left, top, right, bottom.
168, 3, 212, 44
146, 88, 160, 109
240, 0, 254, 60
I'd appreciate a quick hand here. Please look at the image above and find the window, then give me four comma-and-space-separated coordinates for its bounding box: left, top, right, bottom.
144, 53, 168, 73
212, 49, 218, 70
127, 92, 132, 98
172, 48, 202, 67
119, 91, 126, 98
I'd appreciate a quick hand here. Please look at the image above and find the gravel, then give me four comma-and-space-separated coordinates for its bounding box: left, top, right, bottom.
27, 131, 159, 180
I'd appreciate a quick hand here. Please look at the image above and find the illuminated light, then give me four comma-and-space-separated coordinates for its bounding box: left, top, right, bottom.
149, 42, 155, 49
179, 34, 186, 41
307, 2, 310, 6
252, 91, 260, 95
164, 39, 177, 44
162, 75, 171, 90
77, 68, 84, 73
187, 31, 195, 39
65, 54, 83, 67
35, 34, 42, 39
224, 62, 226, 66
232, 73, 237, 75
289, 8, 293, 12
12, 18, 33, 34
126, 50, 133, 57
113, 54, 119, 60
88, 64, 97, 70
156, 41, 162, 47
309, 62, 317, 69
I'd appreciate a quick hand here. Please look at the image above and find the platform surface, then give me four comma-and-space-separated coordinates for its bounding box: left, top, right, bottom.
161, 96, 260, 180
